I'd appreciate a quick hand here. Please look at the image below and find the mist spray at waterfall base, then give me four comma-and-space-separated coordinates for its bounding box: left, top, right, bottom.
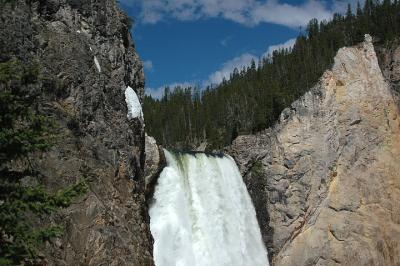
149, 150, 269, 266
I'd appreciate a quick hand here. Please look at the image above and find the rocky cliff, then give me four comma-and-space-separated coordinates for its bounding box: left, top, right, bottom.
378, 42, 400, 110
229, 35, 400, 266
1, 1, 153, 265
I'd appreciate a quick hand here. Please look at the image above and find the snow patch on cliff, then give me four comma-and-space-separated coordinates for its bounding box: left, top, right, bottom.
94, 56, 101, 72
125, 86, 143, 120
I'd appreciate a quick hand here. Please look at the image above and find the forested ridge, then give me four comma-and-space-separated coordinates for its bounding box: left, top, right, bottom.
144, 0, 400, 150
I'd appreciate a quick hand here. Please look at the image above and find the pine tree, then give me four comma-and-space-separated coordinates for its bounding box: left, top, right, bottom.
143, 0, 400, 150
0, 60, 87, 265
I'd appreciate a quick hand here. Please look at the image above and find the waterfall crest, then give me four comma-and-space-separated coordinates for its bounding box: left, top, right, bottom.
149, 150, 269, 266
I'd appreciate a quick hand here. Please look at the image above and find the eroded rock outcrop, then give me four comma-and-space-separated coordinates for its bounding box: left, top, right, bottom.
229, 35, 400, 265
144, 134, 165, 199
1, 1, 153, 265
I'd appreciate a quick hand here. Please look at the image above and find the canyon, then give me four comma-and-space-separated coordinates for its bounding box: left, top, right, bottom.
1, 0, 400, 265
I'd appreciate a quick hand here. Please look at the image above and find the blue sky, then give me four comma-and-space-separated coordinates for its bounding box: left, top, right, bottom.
119, 0, 357, 98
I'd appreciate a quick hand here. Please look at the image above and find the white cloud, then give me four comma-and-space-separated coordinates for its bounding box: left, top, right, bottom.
149, 37, 298, 95
207, 53, 258, 85
143, 60, 153, 71
125, 0, 357, 28
263, 38, 296, 58
251, 0, 332, 27
130, 0, 360, 97
145, 86, 165, 99
332, 0, 361, 14
146, 81, 196, 99
206, 37, 297, 86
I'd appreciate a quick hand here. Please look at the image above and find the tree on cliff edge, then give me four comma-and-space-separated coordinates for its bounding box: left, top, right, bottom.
0, 59, 87, 265
143, 0, 400, 150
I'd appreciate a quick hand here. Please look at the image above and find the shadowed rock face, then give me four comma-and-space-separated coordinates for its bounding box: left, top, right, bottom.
378, 42, 400, 94
144, 135, 166, 200
377, 42, 400, 110
1, 1, 153, 265
229, 36, 400, 266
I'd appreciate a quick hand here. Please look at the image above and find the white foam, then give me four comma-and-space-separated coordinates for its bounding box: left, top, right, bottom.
150, 150, 269, 266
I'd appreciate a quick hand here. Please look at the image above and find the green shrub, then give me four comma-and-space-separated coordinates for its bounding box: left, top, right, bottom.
0, 59, 87, 265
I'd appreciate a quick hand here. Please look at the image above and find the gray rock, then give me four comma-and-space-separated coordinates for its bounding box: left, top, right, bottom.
144, 134, 165, 198
1, 1, 152, 265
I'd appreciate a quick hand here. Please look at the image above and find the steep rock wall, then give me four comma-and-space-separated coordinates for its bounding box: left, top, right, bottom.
1, 1, 153, 265
377, 42, 400, 109
229, 36, 400, 266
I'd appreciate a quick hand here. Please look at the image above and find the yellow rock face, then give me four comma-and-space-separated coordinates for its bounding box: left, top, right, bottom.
230, 35, 400, 266
274, 36, 400, 266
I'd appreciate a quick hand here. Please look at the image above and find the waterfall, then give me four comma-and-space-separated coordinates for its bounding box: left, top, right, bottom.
149, 150, 269, 266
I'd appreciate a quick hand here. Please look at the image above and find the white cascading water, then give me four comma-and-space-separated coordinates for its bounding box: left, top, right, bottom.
149, 150, 269, 266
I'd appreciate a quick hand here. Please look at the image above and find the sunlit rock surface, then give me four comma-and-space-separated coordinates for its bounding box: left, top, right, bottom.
229, 35, 400, 265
